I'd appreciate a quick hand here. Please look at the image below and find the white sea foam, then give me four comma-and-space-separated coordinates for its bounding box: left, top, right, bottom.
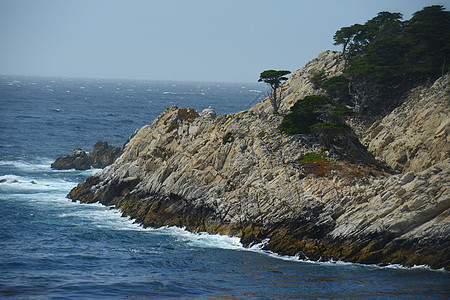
0, 158, 95, 176
0, 175, 77, 195
157, 226, 243, 250
56, 200, 245, 251
0, 158, 53, 171
56, 201, 450, 272
230, 236, 448, 272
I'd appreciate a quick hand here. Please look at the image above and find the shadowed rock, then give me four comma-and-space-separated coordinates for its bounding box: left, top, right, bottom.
51, 141, 122, 170
90, 141, 122, 168
51, 148, 91, 170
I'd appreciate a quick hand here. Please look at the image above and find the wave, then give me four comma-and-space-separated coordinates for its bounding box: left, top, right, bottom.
0, 174, 77, 193
60, 202, 244, 250
0, 157, 96, 175
2, 156, 445, 273
56, 199, 450, 273
0, 157, 53, 171
245, 239, 448, 272
153, 226, 243, 250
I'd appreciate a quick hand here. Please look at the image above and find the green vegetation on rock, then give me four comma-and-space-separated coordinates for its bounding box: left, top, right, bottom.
299, 152, 326, 163
332, 5, 450, 116
222, 132, 234, 145
279, 95, 354, 134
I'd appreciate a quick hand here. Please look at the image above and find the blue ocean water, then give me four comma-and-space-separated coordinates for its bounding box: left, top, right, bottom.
0, 75, 449, 299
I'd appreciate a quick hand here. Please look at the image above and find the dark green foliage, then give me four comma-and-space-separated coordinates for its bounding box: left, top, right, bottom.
279, 95, 353, 134
258, 69, 291, 114
299, 152, 325, 163
310, 122, 350, 132
258, 70, 291, 85
406, 6, 450, 76
222, 132, 234, 145
321, 75, 349, 92
311, 71, 327, 89
311, 73, 352, 106
322, 75, 352, 105
333, 5, 450, 117
334, 6, 450, 78
329, 106, 355, 118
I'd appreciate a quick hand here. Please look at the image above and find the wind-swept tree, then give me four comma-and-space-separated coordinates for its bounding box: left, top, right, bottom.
258, 69, 290, 114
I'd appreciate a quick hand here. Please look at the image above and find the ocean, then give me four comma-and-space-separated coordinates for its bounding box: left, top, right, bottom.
0, 75, 448, 299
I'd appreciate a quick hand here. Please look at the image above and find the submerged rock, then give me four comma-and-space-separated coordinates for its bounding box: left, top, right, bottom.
51, 148, 91, 170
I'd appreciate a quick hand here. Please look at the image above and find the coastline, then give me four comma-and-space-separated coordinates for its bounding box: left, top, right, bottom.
68, 51, 450, 270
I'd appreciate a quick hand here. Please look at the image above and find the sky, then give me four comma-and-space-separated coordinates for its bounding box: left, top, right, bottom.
0, 0, 448, 83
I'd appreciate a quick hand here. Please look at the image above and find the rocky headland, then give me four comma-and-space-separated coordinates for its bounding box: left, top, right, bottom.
68, 51, 450, 270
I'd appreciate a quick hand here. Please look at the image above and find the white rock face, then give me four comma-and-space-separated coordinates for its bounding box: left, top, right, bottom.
362, 74, 450, 173
200, 106, 216, 119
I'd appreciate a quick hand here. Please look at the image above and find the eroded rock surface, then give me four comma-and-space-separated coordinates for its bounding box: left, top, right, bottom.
363, 74, 450, 173
68, 53, 450, 270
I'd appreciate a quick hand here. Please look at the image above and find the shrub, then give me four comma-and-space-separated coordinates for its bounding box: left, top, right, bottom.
299, 152, 326, 162
310, 122, 351, 132
299, 152, 332, 176
311, 71, 327, 89
222, 132, 234, 145
177, 108, 199, 122
279, 95, 353, 134
167, 108, 199, 132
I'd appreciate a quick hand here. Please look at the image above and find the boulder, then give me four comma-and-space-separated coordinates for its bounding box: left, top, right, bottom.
51, 141, 122, 170
51, 148, 91, 170
200, 106, 216, 119
90, 141, 122, 168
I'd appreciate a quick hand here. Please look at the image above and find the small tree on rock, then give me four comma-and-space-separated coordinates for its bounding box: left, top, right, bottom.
258, 69, 290, 114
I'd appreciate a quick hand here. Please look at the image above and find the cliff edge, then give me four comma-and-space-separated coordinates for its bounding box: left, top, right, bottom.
68, 52, 450, 270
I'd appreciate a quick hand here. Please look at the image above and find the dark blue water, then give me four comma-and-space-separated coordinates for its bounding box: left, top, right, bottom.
0, 75, 448, 299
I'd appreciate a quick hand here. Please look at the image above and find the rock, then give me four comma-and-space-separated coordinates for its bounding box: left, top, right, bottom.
200, 106, 216, 119
52, 141, 122, 170
362, 74, 450, 173
51, 148, 91, 170
90, 141, 122, 169
0, 179, 6, 183
400, 172, 415, 185
67, 52, 450, 270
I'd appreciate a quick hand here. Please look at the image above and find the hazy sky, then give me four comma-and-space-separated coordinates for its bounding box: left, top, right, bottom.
0, 0, 447, 82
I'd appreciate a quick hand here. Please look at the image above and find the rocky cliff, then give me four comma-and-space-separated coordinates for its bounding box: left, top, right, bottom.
68, 52, 449, 270
362, 75, 449, 173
